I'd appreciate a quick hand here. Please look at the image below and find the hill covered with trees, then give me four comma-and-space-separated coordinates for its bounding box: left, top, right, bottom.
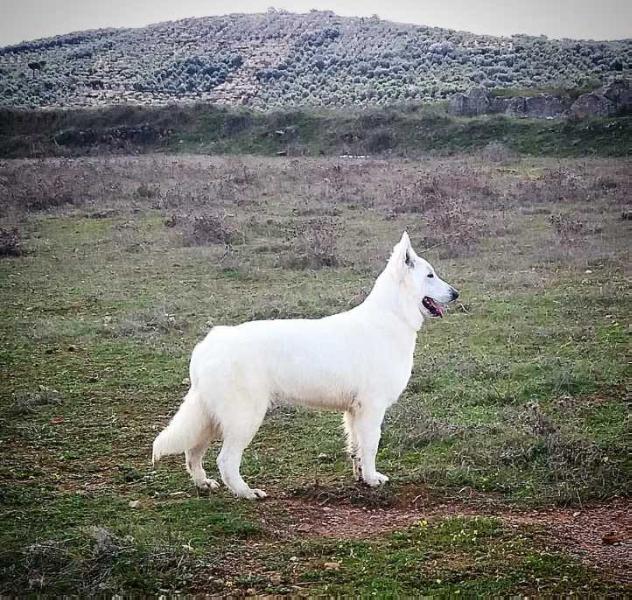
1, 10, 630, 109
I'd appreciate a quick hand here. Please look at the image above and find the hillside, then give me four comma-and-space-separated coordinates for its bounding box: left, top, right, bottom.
1, 10, 630, 110
2, 103, 631, 159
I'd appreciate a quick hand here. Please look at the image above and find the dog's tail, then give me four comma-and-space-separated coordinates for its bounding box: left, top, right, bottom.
152, 389, 215, 465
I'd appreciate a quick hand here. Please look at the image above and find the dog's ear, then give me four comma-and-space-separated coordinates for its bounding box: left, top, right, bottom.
389, 231, 413, 271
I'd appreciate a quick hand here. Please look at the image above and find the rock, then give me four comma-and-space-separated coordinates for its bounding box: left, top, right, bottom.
467, 87, 492, 115
490, 96, 509, 113
524, 95, 565, 118
448, 87, 492, 116
450, 88, 565, 118
505, 96, 527, 117
570, 93, 615, 118
447, 92, 468, 116
601, 79, 632, 113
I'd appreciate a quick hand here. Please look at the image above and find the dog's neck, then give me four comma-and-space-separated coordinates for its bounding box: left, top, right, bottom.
362, 268, 424, 333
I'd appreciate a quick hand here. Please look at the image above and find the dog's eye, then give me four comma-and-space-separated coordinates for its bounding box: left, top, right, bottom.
427, 273, 434, 278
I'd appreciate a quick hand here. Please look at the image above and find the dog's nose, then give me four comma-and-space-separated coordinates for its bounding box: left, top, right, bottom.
451, 288, 459, 301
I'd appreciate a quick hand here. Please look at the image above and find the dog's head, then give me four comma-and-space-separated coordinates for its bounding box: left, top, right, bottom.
388, 232, 459, 320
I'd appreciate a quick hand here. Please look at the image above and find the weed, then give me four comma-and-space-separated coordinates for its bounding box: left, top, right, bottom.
281, 218, 340, 269
10, 385, 63, 415
549, 213, 585, 243
0, 227, 24, 257
135, 184, 159, 199
177, 212, 239, 246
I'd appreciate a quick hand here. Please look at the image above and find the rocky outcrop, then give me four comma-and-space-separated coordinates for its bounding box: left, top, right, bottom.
525, 95, 566, 118
504, 95, 566, 118
570, 93, 615, 118
602, 80, 632, 113
449, 80, 631, 120
447, 87, 492, 116
449, 87, 568, 118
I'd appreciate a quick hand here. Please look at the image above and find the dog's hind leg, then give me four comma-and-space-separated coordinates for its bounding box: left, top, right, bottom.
216, 400, 267, 500
185, 427, 220, 492
343, 411, 361, 481
353, 404, 389, 487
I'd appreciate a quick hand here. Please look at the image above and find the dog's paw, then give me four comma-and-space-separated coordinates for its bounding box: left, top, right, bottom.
363, 472, 389, 487
196, 478, 220, 492
234, 487, 268, 500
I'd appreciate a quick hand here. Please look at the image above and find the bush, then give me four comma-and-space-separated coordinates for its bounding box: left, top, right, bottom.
135, 184, 159, 199
549, 213, 585, 243
282, 218, 340, 269
176, 212, 239, 246
0, 227, 24, 257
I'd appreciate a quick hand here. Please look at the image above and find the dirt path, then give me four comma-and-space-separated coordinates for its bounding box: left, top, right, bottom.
257, 491, 632, 584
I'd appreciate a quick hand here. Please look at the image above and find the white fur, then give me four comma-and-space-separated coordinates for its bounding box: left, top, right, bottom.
152, 232, 457, 499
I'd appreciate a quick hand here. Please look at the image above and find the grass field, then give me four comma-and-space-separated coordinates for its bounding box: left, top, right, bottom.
1, 153, 630, 595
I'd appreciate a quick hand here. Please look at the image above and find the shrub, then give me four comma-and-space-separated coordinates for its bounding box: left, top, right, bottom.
0, 227, 24, 257
549, 213, 585, 243
282, 218, 340, 269
177, 212, 239, 246
424, 200, 486, 257
135, 184, 159, 199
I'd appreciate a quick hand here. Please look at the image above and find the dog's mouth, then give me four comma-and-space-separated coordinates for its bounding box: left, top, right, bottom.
422, 296, 445, 318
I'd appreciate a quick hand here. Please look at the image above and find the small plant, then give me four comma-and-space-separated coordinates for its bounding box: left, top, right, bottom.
10, 385, 62, 414
0, 227, 24, 257
177, 212, 239, 246
282, 218, 340, 269
549, 213, 585, 243
135, 184, 159, 199
115, 309, 183, 338
164, 213, 178, 228
423, 199, 487, 257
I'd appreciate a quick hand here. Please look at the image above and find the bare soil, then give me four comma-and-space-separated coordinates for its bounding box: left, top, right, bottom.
257, 490, 632, 583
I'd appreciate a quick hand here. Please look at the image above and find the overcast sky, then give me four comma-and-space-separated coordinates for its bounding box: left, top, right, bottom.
1, 0, 631, 46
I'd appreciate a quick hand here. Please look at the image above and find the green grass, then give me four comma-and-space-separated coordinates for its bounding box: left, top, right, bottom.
2, 103, 632, 159
281, 517, 622, 596
1, 154, 630, 594
490, 81, 602, 100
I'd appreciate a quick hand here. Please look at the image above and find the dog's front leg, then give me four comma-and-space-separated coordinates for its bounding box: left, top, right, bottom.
343, 411, 362, 480
353, 405, 389, 487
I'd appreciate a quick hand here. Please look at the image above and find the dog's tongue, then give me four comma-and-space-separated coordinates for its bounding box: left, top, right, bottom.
423, 297, 445, 317
432, 299, 445, 317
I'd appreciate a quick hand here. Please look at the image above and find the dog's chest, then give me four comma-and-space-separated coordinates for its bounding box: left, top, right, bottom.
364, 336, 415, 400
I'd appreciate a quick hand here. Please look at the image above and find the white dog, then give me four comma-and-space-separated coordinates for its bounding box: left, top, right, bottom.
152, 232, 458, 499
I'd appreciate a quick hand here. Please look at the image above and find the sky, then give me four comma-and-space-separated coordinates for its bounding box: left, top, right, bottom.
0, 0, 631, 47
